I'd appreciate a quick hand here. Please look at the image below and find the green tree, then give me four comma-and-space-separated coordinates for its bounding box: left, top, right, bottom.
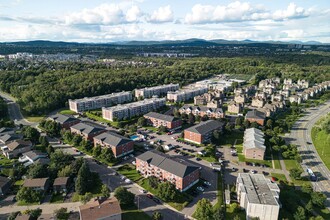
311, 192, 326, 208
39, 136, 49, 148
57, 165, 72, 177
54, 208, 69, 220
193, 198, 214, 220
235, 117, 243, 126
305, 200, 313, 215
137, 117, 147, 127
101, 184, 110, 198
114, 186, 135, 206
23, 208, 42, 220
22, 126, 40, 143
93, 145, 102, 157
100, 147, 115, 163
152, 211, 163, 220
293, 206, 306, 220
27, 163, 48, 178
158, 182, 177, 201
158, 125, 167, 133
75, 162, 91, 195
147, 176, 159, 189
289, 168, 302, 180
188, 113, 195, 125
266, 119, 273, 128
17, 187, 42, 204
301, 183, 313, 194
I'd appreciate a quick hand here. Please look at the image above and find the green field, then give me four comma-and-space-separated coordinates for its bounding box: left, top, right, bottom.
270, 173, 287, 182
312, 127, 330, 170
123, 210, 151, 220
59, 109, 77, 115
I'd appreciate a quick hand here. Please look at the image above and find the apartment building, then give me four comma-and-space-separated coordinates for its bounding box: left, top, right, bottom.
144, 112, 182, 130
93, 132, 134, 158
184, 120, 224, 144
68, 91, 132, 113
243, 128, 265, 160
135, 84, 179, 98
179, 105, 225, 119
167, 87, 208, 102
70, 122, 106, 141
136, 150, 200, 191
237, 173, 280, 220
227, 101, 243, 114
102, 98, 166, 121
245, 110, 266, 126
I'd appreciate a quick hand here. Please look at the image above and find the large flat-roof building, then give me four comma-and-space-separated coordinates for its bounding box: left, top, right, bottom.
102, 98, 166, 121
237, 173, 280, 220
184, 120, 224, 144
135, 84, 179, 98
136, 150, 200, 191
69, 91, 132, 113
167, 87, 208, 102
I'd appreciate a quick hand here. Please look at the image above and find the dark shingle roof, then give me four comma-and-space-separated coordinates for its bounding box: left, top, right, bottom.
136, 150, 199, 178
0, 176, 11, 188
94, 132, 132, 147
23, 151, 48, 161
144, 112, 178, 122
0, 127, 13, 133
53, 177, 69, 186
0, 134, 22, 144
185, 120, 224, 135
245, 109, 266, 119
23, 178, 49, 188
49, 114, 80, 124
71, 122, 105, 135
6, 140, 32, 151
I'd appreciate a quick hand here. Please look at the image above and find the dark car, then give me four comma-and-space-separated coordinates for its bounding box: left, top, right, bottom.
196, 157, 202, 161
243, 168, 248, 173
306, 141, 312, 145
153, 198, 161, 203
146, 194, 153, 199
262, 171, 269, 176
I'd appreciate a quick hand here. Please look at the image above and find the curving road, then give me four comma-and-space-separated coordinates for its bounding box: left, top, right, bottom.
287, 100, 330, 208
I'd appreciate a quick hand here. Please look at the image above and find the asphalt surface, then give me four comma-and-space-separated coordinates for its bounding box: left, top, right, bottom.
286, 101, 330, 208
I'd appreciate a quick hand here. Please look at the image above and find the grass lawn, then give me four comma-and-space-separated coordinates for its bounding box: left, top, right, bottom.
14, 180, 24, 186
218, 131, 244, 146
283, 159, 309, 186
226, 203, 246, 220
0, 155, 15, 167
272, 152, 282, 170
117, 164, 144, 182
122, 210, 151, 220
50, 193, 64, 203
270, 173, 287, 182
59, 109, 77, 115
236, 146, 243, 154
312, 127, 330, 170
25, 116, 45, 123
213, 172, 223, 210
238, 154, 272, 167
17, 201, 40, 206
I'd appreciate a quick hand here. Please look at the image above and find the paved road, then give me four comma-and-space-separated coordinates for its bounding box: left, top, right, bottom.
286, 101, 330, 208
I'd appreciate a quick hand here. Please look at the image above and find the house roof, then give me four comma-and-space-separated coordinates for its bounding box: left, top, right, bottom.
0, 134, 22, 144
0, 176, 11, 188
0, 127, 13, 133
144, 112, 178, 122
136, 150, 199, 178
71, 122, 105, 135
23, 178, 49, 188
49, 114, 80, 124
53, 177, 69, 186
244, 139, 266, 150
245, 128, 263, 135
79, 197, 122, 220
245, 110, 266, 120
185, 120, 224, 135
23, 151, 48, 161
6, 140, 32, 151
244, 128, 265, 150
94, 132, 132, 147
180, 105, 224, 114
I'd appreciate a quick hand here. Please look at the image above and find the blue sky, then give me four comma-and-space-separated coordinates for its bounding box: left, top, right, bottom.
0, 0, 329, 42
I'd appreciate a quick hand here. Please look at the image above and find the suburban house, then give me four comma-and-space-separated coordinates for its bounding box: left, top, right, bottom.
184, 120, 224, 144
144, 112, 182, 130
0, 127, 15, 135
136, 150, 200, 191
23, 178, 50, 192
234, 95, 246, 104
18, 150, 49, 167
2, 140, 33, 159
79, 197, 122, 220
245, 110, 266, 126
93, 132, 134, 158
251, 97, 265, 108
48, 114, 80, 129
0, 133, 23, 144
243, 128, 266, 160
53, 177, 70, 193
70, 122, 106, 141
179, 105, 225, 119
0, 176, 11, 196
227, 101, 243, 114
237, 173, 280, 220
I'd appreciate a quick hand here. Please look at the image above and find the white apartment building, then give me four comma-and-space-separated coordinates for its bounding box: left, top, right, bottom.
167, 87, 208, 102
68, 91, 132, 113
237, 173, 280, 220
135, 84, 179, 98
102, 98, 166, 121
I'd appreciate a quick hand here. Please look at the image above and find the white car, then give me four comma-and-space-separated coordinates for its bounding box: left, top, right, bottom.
203, 181, 211, 186
129, 154, 134, 158
230, 149, 237, 153
197, 186, 204, 192
139, 189, 147, 193
125, 179, 132, 183
120, 176, 126, 180
131, 161, 136, 165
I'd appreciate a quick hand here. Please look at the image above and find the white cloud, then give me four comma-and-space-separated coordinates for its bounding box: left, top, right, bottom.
273, 3, 309, 21
126, 5, 142, 22
148, 5, 173, 23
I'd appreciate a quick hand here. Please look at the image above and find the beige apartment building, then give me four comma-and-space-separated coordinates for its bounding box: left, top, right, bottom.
227, 101, 243, 114
135, 84, 179, 98
167, 87, 208, 102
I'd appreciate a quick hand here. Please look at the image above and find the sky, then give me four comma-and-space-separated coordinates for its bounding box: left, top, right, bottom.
0, 0, 329, 43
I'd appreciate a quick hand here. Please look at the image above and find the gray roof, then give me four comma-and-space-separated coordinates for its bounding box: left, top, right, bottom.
6, 140, 32, 151
245, 128, 263, 135
23, 151, 48, 161
0, 134, 22, 144
49, 114, 80, 124
180, 105, 224, 114
0, 176, 11, 188
185, 120, 224, 135
94, 132, 132, 147
136, 150, 199, 178
245, 109, 266, 119
53, 177, 69, 186
237, 173, 280, 206
23, 178, 49, 188
0, 127, 13, 133
144, 112, 179, 122
71, 122, 105, 135
244, 128, 265, 150
244, 139, 266, 150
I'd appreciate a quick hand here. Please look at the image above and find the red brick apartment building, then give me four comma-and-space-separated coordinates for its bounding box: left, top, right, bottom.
93, 132, 134, 158
144, 112, 182, 130
48, 114, 80, 129
136, 150, 200, 191
245, 109, 266, 126
184, 120, 224, 144
70, 122, 105, 141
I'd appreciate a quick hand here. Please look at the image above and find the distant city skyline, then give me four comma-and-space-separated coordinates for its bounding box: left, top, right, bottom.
0, 0, 329, 43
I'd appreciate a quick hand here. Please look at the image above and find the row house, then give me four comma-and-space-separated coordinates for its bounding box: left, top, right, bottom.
297, 79, 309, 88
102, 98, 166, 121
234, 95, 246, 104
18, 150, 49, 167
243, 128, 265, 160
283, 78, 293, 85
251, 97, 265, 108
289, 95, 302, 104
94, 132, 134, 158
255, 92, 267, 100
136, 150, 200, 191
194, 94, 209, 105
262, 87, 274, 95
283, 84, 300, 92
234, 88, 245, 96
48, 114, 80, 129
297, 91, 310, 102
135, 83, 179, 98
227, 101, 243, 114
280, 90, 290, 98
245, 110, 266, 126
0, 133, 23, 145
70, 122, 106, 141
167, 87, 208, 102
179, 105, 225, 119
69, 91, 132, 113
184, 120, 224, 144
144, 112, 182, 130
207, 99, 221, 108
271, 94, 283, 102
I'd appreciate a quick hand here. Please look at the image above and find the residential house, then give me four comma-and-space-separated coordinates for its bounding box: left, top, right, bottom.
23, 178, 50, 192
2, 140, 33, 159
53, 177, 70, 193
297, 79, 309, 88
70, 122, 105, 141
18, 150, 49, 167
283, 78, 293, 85
0, 127, 14, 135
179, 105, 225, 119
48, 114, 80, 129
79, 197, 122, 220
243, 128, 266, 160
289, 95, 302, 104
255, 92, 266, 100
144, 112, 182, 130
136, 150, 200, 191
94, 132, 134, 158
271, 94, 283, 102
0, 176, 11, 195
227, 102, 243, 114
184, 120, 224, 144
245, 110, 266, 126
234, 95, 246, 104
207, 99, 221, 108
251, 97, 265, 108
0, 133, 23, 144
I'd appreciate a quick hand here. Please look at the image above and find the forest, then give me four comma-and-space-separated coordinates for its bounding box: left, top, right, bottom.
0, 53, 330, 115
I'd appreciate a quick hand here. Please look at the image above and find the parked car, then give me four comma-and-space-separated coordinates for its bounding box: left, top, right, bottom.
196, 157, 202, 161
251, 170, 257, 174
125, 179, 132, 183
243, 168, 248, 173
232, 167, 237, 172
231, 153, 237, 156
203, 181, 211, 186
262, 171, 269, 176
197, 186, 205, 192
153, 198, 161, 203
146, 194, 153, 199
129, 154, 134, 158
139, 189, 147, 193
